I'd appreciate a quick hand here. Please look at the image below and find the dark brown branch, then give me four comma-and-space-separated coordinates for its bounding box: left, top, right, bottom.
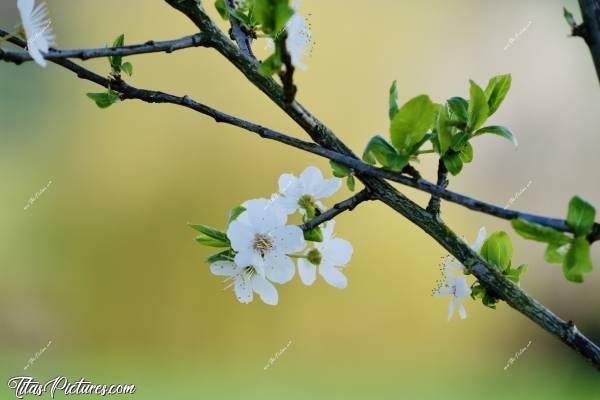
300, 189, 373, 231
224, 0, 257, 61
0, 31, 208, 63
576, 0, 600, 83
426, 159, 448, 220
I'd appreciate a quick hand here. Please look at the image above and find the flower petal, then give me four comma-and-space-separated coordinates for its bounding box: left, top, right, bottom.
297, 258, 316, 285
458, 303, 467, 320
454, 275, 471, 299
227, 220, 255, 251
319, 265, 347, 288
312, 178, 342, 199
447, 297, 456, 320
242, 198, 287, 232
234, 275, 253, 303
471, 226, 487, 252
270, 225, 305, 254
264, 252, 295, 284
252, 276, 278, 305
299, 166, 324, 194
322, 238, 353, 267
209, 261, 239, 277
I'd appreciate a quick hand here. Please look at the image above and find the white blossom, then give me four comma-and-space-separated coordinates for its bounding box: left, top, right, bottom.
210, 260, 278, 305
297, 221, 353, 288
433, 227, 486, 320
227, 198, 305, 283
275, 166, 341, 215
285, 1, 311, 70
17, 0, 55, 67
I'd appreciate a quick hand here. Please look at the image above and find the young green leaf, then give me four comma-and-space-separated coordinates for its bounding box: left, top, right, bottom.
467, 80, 489, 132
346, 175, 356, 192
459, 142, 473, 163
506, 264, 528, 284
195, 235, 230, 248
207, 249, 235, 263
545, 242, 569, 264
189, 224, 230, 244
121, 61, 133, 77
389, 80, 399, 120
511, 219, 571, 244
447, 97, 468, 123
215, 0, 229, 19
480, 231, 513, 272
563, 236, 593, 283
362, 135, 408, 170
253, 0, 293, 34
436, 105, 452, 155
257, 49, 282, 76
330, 160, 351, 178
567, 196, 596, 236
227, 206, 246, 225
450, 131, 470, 151
390, 95, 437, 154
86, 90, 119, 109
474, 125, 517, 147
442, 152, 463, 176
484, 74, 511, 116
110, 34, 125, 72
563, 7, 577, 28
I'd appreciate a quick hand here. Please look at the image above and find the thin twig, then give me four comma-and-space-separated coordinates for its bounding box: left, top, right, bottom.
0, 31, 208, 63
426, 159, 448, 220
301, 189, 373, 231
224, 0, 257, 61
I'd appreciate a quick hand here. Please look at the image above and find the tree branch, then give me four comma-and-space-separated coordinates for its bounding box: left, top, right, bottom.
300, 189, 373, 231
163, 0, 600, 368
0, 30, 208, 64
224, 0, 257, 61
577, 0, 600, 83
425, 159, 448, 220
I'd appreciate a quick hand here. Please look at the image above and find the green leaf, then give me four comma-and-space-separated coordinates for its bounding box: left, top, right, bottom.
390, 95, 437, 154
346, 175, 356, 191
389, 80, 399, 120
562, 237, 593, 283
474, 125, 518, 147
480, 231, 513, 272
450, 131, 470, 151
207, 249, 235, 263
189, 224, 229, 244
459, 142, 473, 163
484, 74, 511, 116
436, 105, 452, 155
253, 0, 293, 34
564, 7, 577, 28
511, 219, 571, 244
467, 80, 489, 132
447, 97, 468, 123
442, 152, 463, 176
257, 50, 282, 76
110, 34, 125, 71
215, 0, 229, 19
86, 90, 119, 109
195, 236, 230, 248
330, 160, 351, 178
227, 206, 246, 225
567, 196, 596, 236
121, 61, 133, 77
506, 264, 528, 284
362, 135, 408, 170
545, 243, 568, 264
304, 226, 323, 242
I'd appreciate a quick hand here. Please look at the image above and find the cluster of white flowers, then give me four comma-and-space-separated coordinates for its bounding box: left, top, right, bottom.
16, 0, 55, 68
433, 227, 486, 320
208, 166, 353, 305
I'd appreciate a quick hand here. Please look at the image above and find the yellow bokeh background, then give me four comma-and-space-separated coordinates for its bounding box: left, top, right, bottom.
1, 0, 599, 398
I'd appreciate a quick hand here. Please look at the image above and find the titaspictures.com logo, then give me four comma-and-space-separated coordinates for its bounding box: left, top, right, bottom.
7, 376, 136, 398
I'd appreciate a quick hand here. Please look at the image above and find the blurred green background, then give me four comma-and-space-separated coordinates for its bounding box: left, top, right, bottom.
1, 0, 600, 398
